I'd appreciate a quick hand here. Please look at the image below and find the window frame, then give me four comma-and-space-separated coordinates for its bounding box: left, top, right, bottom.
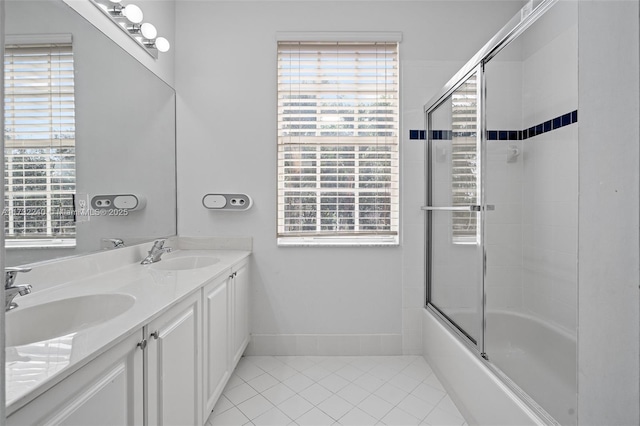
276, 33, 402, 247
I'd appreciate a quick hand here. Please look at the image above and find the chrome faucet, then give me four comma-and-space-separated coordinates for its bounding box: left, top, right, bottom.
5, 267, 32, 311
141, 239, 173, 264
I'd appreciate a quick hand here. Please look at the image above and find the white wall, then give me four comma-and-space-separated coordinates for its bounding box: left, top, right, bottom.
175, 0, 523, 355
578, 1, 639, 425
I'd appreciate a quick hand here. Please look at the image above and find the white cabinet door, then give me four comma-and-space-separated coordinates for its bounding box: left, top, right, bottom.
7, 332, 144, 426
203, 273, 230, 418
230, 260, 250, 367
147, 291, 202, 426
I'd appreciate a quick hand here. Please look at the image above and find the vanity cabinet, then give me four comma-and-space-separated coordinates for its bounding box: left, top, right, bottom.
202, 273, 230, 417
6, 255, 250, 426
230, 259, 250, 367
146, 291, 202, 426
7, 332, 144, 426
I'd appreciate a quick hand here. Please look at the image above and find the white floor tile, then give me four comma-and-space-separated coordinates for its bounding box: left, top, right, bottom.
235, 360, 266, 382
396, 394, 435, 421
261, 383, 297, 406
353, 373, 386, 393
339, 407, 378, 426
422, 407, 466, 426
299, 383, 333, 405
387, 372, 422, 394
283, 373, 316, 393
252, 407, 294, 426
435, 395, 464, 419
224, 382, 259, 405
237, 394, 274, 420
302, 364, 333, 381
210, 406, 251, 426
206, 356, 467, 426
247, 373, 280, 393
211, 395, 234, 418
335, 364, 366, 382
277, 394, 315, 420
381, 406, 422, 426
423, 374, 445, 392
410, 382, 446, 406
316, 394, 353, 420
248, 356, 286, 373
318, 374, 350, 393
296, 407, 336, 426
373, 382, 409, 406
224, 374, 245, 391
336, 383, 370, 406
269, 364, 299, 381
277, 356, 318, 372
356, 394, 394, 420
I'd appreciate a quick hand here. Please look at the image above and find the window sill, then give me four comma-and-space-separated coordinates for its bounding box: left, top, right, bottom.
277, 235, 399, 247
5, 239, 76, 249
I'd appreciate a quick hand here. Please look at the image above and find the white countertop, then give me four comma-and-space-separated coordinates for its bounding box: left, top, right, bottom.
5, 238, 251, 415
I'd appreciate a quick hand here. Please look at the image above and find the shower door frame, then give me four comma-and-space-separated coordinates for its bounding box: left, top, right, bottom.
423, 0, 561, 359
424, 65, 486, 356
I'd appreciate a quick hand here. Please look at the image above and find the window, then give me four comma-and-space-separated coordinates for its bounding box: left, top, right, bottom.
277, 40, 399, 245
4, 40, 76, 245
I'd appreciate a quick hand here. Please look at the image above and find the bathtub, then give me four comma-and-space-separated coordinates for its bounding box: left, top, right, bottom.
423, 309, 576, 425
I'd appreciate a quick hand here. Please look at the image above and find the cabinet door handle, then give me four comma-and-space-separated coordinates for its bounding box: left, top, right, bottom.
137, 339, 147, 350
150, 331, 159, 340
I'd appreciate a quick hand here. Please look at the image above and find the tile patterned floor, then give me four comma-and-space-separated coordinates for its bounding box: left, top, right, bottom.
206, 356, 468, 426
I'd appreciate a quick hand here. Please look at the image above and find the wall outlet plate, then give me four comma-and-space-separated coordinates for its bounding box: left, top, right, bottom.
202, 193, 253, 211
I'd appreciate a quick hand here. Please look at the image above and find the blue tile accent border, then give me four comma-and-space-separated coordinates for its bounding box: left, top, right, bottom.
419, 109, 578, 141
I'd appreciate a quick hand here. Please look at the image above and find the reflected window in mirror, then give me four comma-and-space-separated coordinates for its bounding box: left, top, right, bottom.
4, 38, 76, 247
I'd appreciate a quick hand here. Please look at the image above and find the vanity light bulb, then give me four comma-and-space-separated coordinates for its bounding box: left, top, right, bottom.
108, 0, 122, 3
155, 37, 170, 53
141, 23, 157, 40
123, 4, 143, 24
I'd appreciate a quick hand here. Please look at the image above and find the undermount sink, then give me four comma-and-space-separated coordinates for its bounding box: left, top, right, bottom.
5, 294, 135, 347
150, 256, 219, 271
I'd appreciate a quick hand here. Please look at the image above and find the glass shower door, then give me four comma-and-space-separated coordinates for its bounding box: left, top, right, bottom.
426, 69, 484, 349
482, 2, 578, 423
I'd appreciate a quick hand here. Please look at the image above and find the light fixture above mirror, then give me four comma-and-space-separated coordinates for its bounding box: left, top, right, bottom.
90, 0, 171, 58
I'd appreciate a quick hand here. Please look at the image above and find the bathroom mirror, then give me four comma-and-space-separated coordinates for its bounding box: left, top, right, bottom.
3, 0, 177, 266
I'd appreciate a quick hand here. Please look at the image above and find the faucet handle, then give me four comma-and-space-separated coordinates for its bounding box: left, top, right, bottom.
5, 267, 32, 289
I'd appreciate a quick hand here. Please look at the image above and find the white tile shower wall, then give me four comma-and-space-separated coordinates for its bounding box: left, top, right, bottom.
520, 2, 578, 335
174, 1, 526, 355
521, 125, 578, 333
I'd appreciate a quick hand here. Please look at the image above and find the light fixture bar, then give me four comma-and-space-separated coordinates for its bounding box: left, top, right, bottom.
90, 0, 171, 59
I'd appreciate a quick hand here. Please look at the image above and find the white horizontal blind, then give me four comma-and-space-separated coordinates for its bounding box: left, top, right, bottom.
4, 43, 76, 239
451, 73, 478, 243
277, 41, 399, 243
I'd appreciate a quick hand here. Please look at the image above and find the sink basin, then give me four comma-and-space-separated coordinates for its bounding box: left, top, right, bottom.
150, 256, 219, 271
5, 294, 135, 347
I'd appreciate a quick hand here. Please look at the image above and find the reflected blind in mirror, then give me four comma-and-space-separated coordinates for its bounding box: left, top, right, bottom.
451, 73, 479, 244
4, 42, 76, 240
277, 41, 399, 245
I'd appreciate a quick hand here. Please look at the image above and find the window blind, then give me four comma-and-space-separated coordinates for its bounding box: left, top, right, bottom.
4, 42, 76, 239
277, 41, 399, 244
451, 73, 479, 243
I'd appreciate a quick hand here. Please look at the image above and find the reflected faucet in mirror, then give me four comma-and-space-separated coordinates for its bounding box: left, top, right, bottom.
103, 238, 125, 249
140, 240, 173, 265
5, 267, 32, 311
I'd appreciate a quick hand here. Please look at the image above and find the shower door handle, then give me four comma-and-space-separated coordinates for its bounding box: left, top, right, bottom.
421, 205, 482, 212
